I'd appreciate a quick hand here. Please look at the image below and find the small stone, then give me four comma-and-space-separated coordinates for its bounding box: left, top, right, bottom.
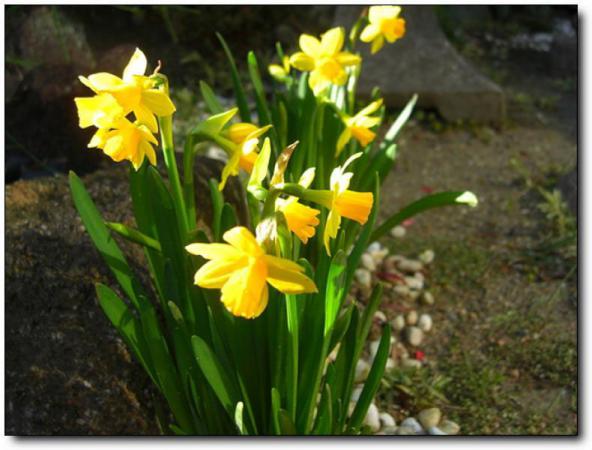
373, 311, 387, 323
361, 253, 376, 271
418, 314, 433, 333
386, 357, 396, 370
408, 290, 421, 301
401, 358, 422, 369
421, 291, 435, 306
419, 249, 435, 265
427, 426, 447, 435
406, 310, 418, 326
395, 425, 416, 435
439, 420, 460, 435
364, 403, 381, 432
392, 315, 406, 331
367, 241, 382, 253
382, 425, 398, 435
405, 276, 424, 290
384, 255, 403, 271
355, 268, 372, 288
390, 225, 406, 238
392, 342, 409, 361
400, 417, 423, 434
397, 259, 423, 273
417, 408, 442, 429
393, 285, 411, 297
355, 359, 370, 383
351, 385, 363, 402
379, 412, 396, 428
369, 340, 381, 361
405, 326, 424, 347
370, 249, 389, 265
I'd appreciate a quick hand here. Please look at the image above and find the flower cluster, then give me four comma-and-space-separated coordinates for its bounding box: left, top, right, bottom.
75, 48, 176, 169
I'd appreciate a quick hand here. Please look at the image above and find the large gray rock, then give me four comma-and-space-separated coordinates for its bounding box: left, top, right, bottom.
334, 6, 506, 125
5, 157, 243, 435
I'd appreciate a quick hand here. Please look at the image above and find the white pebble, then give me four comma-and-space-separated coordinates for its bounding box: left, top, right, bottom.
393, 285, 411, 297
405, 326, 424, 346
373, 311, 387, 323
417, 408, 442, 429
379, 412, 396, 428
418, 314, 433, 333
364, 403, 381, 432
370, 249, 389, 265
382, 425, 398, 435
361, 253, 376, 271
405, 276, 424, 290
392, 315, 406, 331
421, 291, 435, 305
367, 241, 382, 253
400, 417, 423, 434
419, 249, 435, 265
386, 357, 396, 370
351, 386, 363, 402
355, 268, 372, 288
427, 426, 447, 435
390, 225, 406, 238
406, 310, 418, 326
439, 420, 460, 435
355, 359, 370, 383
397, 258, 423, 273
402, 358, 422, 369
369, 340, 381, 361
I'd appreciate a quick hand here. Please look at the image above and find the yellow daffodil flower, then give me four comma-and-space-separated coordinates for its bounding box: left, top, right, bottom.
305, 153, 373, 254
87, 117, 158, 170
336, 98, 383, 155
268, 56, 291, 82
276, 168, 320, 244
186, 227, 317, 319
219, 122, 272, 191
74, 93, 124, 129
360, 6, 406, 54
78, 48, 176, 132
289, 27, 361, 95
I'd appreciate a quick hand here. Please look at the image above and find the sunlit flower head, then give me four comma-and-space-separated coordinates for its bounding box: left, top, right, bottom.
276, 168, 320, 244
268, 56, 291, 82
78, 48, 176, 132
87, 117, 158, 170
336, 98, 383, 155
289, 27, 361, 95
75, 93, 124, 129
186, 227, 317, 319
219, 122, 272, 191
360, 6, 406, 54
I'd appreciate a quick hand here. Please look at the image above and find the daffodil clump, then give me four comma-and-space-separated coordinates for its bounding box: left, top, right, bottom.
70, 5, 477, 436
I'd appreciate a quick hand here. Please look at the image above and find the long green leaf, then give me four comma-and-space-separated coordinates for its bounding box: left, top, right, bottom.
105, 221, 161, 252
371, 190, 479, 242
69, 171, 142, 309
199, 80, 224, 114
216, 33, 251, 122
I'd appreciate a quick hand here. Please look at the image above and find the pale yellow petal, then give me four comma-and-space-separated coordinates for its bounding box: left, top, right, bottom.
220, 259, 268, 319
356, 98, 383, 117
299, 34, 322, 58
335, 52, 361, 67
323, 209, 341, 256
289, 52, 316, 72
139, 140, 157, 166
133, 104, 158, 133
194, 257, 247, 289
298, 167, 316, 189
336, 128, 352, 156
74, 94, 123, 128
360, 23, 380, 43
265, 256, 317, 294
218, 149, 241, 191
185, 242, 241, 259
371, 35, 385, 54
86, 72, 125, 91
228, 123, 259, 144
264, 254, 306, 274
223, 226, 263, 257
123, 48, 147, 82
88, 128, 109, 148
141, 89, 176, 116
320, 27, 344, 56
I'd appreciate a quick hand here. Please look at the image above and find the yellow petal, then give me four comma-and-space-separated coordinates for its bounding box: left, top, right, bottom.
265, 256, 317, 294
335, 190, 374, 224
360, 24, 380, 43
228, 123, 259, 144
220, 259, 269, 319
185, 242, 241, 259
356, 98, 383, 117
336, 128, 352, 156
75, 94, 123, 129
219, 149, 241, 191
88, 128, 109, 148
269, 64, 287, 81
299, 34, 322, 58
335, 52, 361, 67
369, 5, 401, 24
245, 124, 272, 142
137, 124, 159, 146
279, 200, 320, 244
139, 140, 157, 166
86, 72, 125, 91
371, 36, 385, 54
141, 89, 176, 116
223, 226, 263, 257
320, 27, 344, 56
133, 104, 158, 133
248, 137, 271, 187
194, 256, 248, 289
123, 48, 147, 82
350, 126, 377, 147
239, 150, 258, 173
289, 52, 316, 72
384, 18, 406, 43
102, 134, 127, 162
323, 209, 341, 256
